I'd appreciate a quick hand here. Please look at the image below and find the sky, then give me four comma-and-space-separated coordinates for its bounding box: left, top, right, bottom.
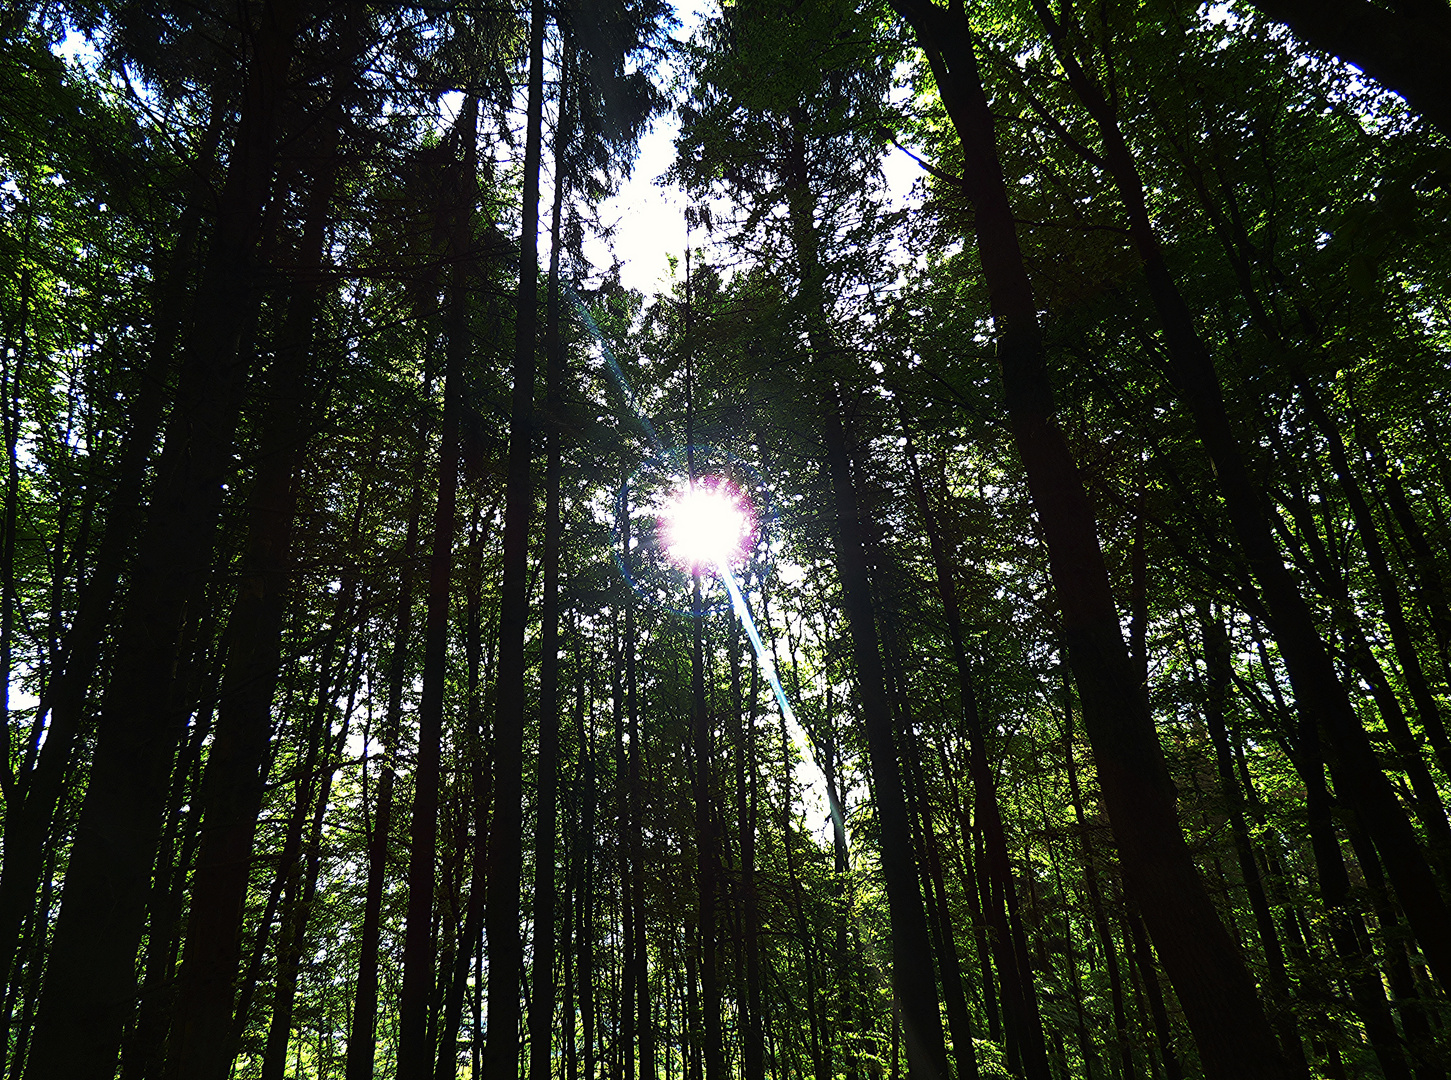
583, 1, 925, 297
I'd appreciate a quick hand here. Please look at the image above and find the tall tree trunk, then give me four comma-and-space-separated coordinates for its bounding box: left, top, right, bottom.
260, 670, 358, 1080
484, 0, 545, 1071
1356, 412, 1451, 691
899, 715, 979, 1080
398, 92, 476, 1080
0, 99, 226, 1008
1032, 0, 1451, 989
120, 658, 219, 1080
1342, 820, 1447, 1080
899, 413, 1047, 1078
164, 85, 350, 1080
529, 70, 570, 1080
1061, 686, 1136, 1080
625, 491, 657, 1080
737, 632, 764, 1080
1198, 609, 1305, 1072
435, 499, 497, 1080
1299, 386, 1451, 779
578, 668, 597, 1080
345, 389, 432, 1080
682, 258, 726, 1080
24, 7, 302, 1076
1123, 906, 1184, 1080
882, 4, 1292, 1074
821, 403, 950, 1080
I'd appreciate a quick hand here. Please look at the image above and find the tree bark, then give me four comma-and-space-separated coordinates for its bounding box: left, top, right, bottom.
345, 389, 431, 1080
435, 500, 496, 1080
260, 667, 358, 1080
24, 7, 302, 1076
398, 92, 476, 1080
882, 3, 1292, 1074
529, 75, 570, 1080
483, 0, 545, 1071
0, 98, 226, 1010
164, 83, 349, 1080
1032, 0, 1451, 990
900, 414, 1047, 1078
821, 403, 950, 1080
1198, 609, 1306, 1073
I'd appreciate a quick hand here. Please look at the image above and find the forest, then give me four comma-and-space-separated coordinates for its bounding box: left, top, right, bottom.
4, 0, 1451, 1078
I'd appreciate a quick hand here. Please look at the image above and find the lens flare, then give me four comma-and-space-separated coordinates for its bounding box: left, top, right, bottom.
658, 477, 753, 573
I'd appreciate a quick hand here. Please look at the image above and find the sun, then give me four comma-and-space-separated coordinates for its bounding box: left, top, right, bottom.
659, 477, 753, 573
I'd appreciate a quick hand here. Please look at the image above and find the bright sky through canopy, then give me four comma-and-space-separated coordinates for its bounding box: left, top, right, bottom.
659, 478, 753, 572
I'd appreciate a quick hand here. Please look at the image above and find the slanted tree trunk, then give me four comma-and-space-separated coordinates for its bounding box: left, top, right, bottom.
1198, 609, 1305, 1072
1060, 689, 1136, 1080
821, 403, 950, 1080
0, 98, 226, 1010
24, 7, 303, 1077
1299, 386, 1451, 779
1356, 412, 1451, 691
1342, 821, 1447, 1080
898, 712, 978, 1080
899, 413, 1047, 1078
164, 80, 351, 1080
261, 663, 360, 1080
881, 3, 1290, 1074
1031, 0, 1451, 990
120, 657, 219, 1080
1123, 905, 1184, 1080
345, 386, 432, 1080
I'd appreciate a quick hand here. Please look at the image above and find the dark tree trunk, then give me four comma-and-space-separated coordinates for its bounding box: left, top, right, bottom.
435, 500, 496, 1080
345, 386, 432, 1080
0, 100, 226, 1009
900, 719, 978, 1080
1357, 413, 1451, 691
733, 624, 765, 1080
121, 663, 218, 1080
624, 485, 657, 1080
1198, 609, 1305, 1073
24, 7, 302, 1076
1342, 821, 1447, 1080
882, 3, 1291, 1075
1033, 0, 1451, 990
164, 86, 349, 1080
578, 672, 597, 1080
682, 263, 726, 1080
529, 74, 570, 1080
260, 672, 358, 1080
1300, 386, 1451, 779
483, 0, 545, 1072
1123, 907, 1184, 1080
397, 93, 476, 1080
900, 414, 1047, 1078
1061, 691, 1136, 1080
821, 404, 949, 1080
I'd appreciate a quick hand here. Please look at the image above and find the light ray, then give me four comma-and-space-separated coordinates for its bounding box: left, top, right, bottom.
565, 284, 846, 839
